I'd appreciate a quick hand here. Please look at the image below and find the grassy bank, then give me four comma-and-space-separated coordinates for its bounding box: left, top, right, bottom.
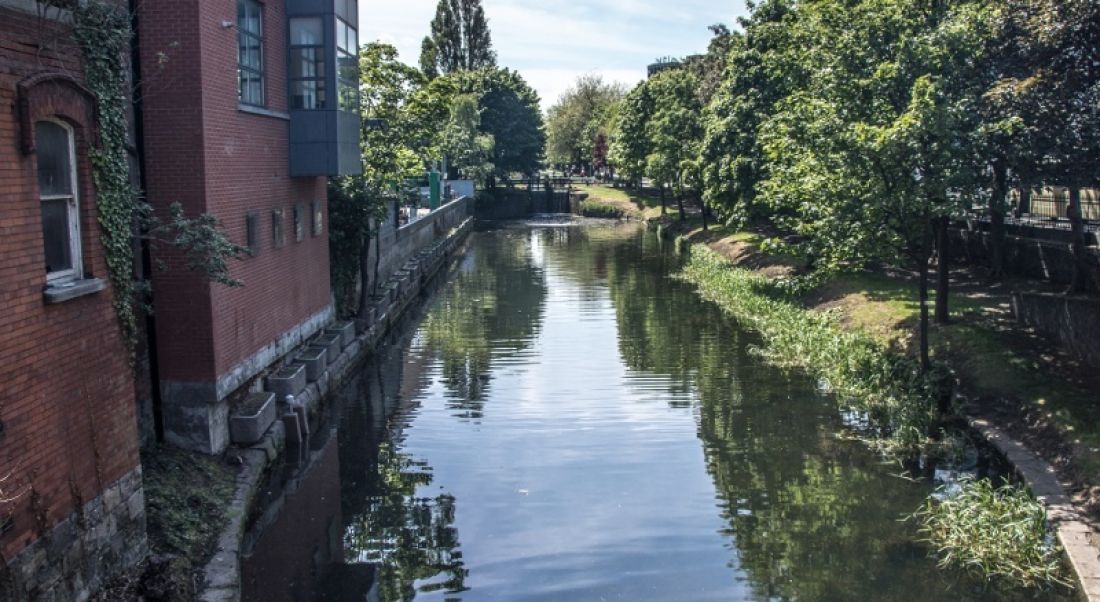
142, 446, 235, 593
663, 218, 1100, 494
573, 184, 669, 221
679, 244, 945, 450
662, 218, 1084, 590
578, 199, 626, 219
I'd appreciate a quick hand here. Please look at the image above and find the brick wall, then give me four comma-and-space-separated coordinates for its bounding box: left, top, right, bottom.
139, 0, 331, 391
0, 0, 141, 576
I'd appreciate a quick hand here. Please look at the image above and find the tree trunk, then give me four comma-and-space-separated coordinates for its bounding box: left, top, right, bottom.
1068, 186, 1088, 293
660, 185, 667, 216
1017, 185, 1031, 217
357, 227, 372, 319
373, 224, 382, 297
676, 185, 686, 223
701, 193, 709, 231
988, 161, 1007, 279
934, 216, 950, 325
918, 246, 931, 374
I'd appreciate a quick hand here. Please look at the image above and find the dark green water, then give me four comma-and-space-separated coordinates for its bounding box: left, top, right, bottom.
241, 220, 1059, 601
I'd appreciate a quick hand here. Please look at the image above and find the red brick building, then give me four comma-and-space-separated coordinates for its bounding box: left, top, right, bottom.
137, 0, 360, 453
0, 0, 146, 598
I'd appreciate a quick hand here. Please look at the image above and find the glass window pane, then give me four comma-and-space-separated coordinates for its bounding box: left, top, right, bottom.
349, 26, 358, 53
291, 80, 323, 110
290, 17, 322, 46
336, 19, 347, 53
239, 1, 261, 36
247, 77, 263, 105
36, 122, 72, 197
240, 72, 263, 105
41, 198, 72, 274
290, 47, 323, 79
240, 35, 261, 69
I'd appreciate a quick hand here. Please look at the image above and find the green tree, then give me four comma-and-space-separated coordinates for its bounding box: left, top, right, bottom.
699, 0, 806, 227
757, 0, 991, 372
454, 68, 545, 179
609, 81, 654, 188
331, 43, 444, 318
420, 0, 496, 76
442, 93, 495, 184
994, 0, 1100, 292
545, 74, 625, 174
645, 68, 703, 222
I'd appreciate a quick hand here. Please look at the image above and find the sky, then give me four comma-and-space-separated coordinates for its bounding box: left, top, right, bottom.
358, 0, 752, 110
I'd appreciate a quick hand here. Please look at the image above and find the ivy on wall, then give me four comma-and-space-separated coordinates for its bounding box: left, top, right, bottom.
71, 1, 140, 357
64, 1, 246, 359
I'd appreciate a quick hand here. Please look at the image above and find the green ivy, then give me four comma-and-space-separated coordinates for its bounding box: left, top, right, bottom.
72, 1, 139, 358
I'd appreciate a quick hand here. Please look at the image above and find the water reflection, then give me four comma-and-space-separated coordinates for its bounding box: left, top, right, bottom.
419, 228, 548, 420
242, 221, 1068, 601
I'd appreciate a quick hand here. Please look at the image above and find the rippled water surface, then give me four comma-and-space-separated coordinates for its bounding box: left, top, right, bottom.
241, 221, 1057, 601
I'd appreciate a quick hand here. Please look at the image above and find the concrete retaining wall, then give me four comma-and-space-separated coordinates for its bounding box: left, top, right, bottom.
197, 215, 475, 602
374, 196, 472, 290
1011, 292, 1100, 369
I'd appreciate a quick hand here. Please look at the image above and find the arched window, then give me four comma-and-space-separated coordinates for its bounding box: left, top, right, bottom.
36, 119, 82, 284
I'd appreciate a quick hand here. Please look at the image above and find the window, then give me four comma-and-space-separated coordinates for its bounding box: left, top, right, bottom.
289, 18, 325, 110
311, 201, 323, 237
272, 208, 285, 248
246, 211, 260, 256
237, 0, 264, 106
36, 120, 81, 284
335, 17, 359, 112
293, 204, 305, 242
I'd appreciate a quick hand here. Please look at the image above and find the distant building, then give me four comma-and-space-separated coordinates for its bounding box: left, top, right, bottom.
647, 56, 682, 78
137, 0, 361, 454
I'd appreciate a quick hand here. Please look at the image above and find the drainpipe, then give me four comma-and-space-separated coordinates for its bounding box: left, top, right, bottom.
130, 0, 165, 443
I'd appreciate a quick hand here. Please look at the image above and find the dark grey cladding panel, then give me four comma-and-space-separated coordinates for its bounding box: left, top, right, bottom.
290, 141, 336, 177
286, 0, 332, 17
287, 0, 358, 22
289, 110, 330, 143
289, 109, 361, 176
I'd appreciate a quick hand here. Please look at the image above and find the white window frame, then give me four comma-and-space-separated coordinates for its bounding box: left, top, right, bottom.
38, 118, 82, 285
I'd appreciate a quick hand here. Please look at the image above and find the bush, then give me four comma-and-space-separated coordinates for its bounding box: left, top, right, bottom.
580, 200, 625, 219
915, 477, 1069, 589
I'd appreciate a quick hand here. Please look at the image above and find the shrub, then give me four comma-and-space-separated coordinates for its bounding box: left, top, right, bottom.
580, 200, 625, 219
915, 477, 1069, 589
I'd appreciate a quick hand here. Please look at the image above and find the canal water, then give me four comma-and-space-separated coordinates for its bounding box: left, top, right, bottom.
240, 220, 1056, 601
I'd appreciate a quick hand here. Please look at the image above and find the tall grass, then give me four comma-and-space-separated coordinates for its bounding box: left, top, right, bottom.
915, 477, 1069, 589
679, 244, 951, 450
580, 200, 626, 219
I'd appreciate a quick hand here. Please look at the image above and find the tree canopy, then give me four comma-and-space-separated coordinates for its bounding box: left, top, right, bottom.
420, 0, 497, 77
600, 0, 1100, 370
545, 75, 626, 173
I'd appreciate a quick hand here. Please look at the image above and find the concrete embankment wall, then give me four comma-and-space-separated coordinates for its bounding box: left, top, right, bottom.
375, 196, 472, 287
198, 208, 475, 602
1011, 292, 1100, 369
949, 228, 1100, 368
